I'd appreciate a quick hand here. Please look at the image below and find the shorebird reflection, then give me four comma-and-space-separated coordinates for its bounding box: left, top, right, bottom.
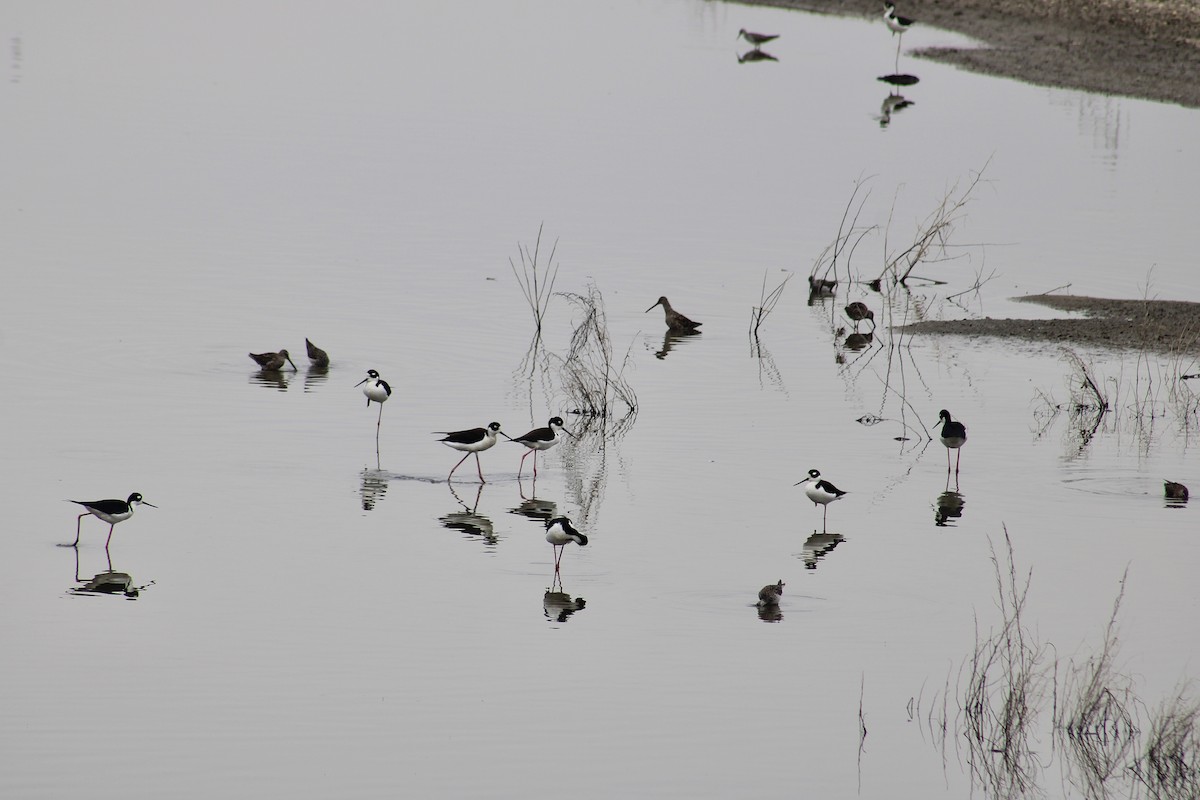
249, 370, 291, 391
737, 48, 778, 63
655, 329, 699, 360
440, 484, 496, 545
360, 464, 389, 511
544, 581, 587, 623
801, 531, 846, 569
68, 547, 150, 599
878, 92, 915, 127
511, 481, 558, 523
935, 489, 966, 526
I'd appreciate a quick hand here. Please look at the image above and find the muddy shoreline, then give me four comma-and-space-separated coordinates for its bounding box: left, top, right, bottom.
897, 294, 1200, 353
741, 0, 1200, 108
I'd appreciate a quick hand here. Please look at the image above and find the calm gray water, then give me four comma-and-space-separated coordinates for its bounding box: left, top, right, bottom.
2, 1, 1197, 798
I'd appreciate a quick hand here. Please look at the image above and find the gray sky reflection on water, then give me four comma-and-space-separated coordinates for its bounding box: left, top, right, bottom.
1, 1, 1197, 798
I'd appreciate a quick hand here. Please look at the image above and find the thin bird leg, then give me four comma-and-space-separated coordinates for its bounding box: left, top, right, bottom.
955, 449, 962, 474
518, 449, 533, 479
105, 523, 116, 548
474, 453, 486, 484
71, 513, 87, 547
448, 452, 472, 482
532, 451, 539, 477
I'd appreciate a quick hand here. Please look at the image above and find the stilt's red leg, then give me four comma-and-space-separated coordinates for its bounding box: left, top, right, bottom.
475, 453, 485, 483
448, 452, 471, 482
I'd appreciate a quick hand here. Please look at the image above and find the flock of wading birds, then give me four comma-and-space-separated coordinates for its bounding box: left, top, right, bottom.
59, 295, 993, 610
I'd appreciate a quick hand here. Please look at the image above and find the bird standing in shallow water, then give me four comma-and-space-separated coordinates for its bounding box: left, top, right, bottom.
844, 302, 876, 331
797, 469, 847, 530
436, 422, 506, 483
248, 349, 297, 372
646, 296, 702, 333
63, 493, 157, 548
757, 580, 784, 607
305, 338, 329, 368
356, 369, 392, 434
545, 516, 588, 571
512, 416, 572, 478
934, 409, 967, 474
737, 28, 779, 49
1164, 480, 1189, 501
882, 2, 915, 34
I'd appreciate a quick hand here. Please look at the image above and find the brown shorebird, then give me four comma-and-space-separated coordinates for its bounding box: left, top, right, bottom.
737, 28, 779, 49
305, 338, 329, 368
1164, 480, 1189, 501
757, 580, 784, 607
844, 302, 876, 330
248, 349, 297, 371
63, 493, 157, 548
934, 409, 968, 473
646, 296, 702, 333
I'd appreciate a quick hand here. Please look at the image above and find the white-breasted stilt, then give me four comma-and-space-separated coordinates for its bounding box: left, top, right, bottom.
934, 409, 967, 473
646, 296, 702, 333
356, 369, 392, 434
63, 493, 156, 548
512, 416, 572, 478
545, 516, 588, 570
249, 349, 297, 372
436, 422, 506, 483
797, 469, 847, 529
883, 2, 915, 34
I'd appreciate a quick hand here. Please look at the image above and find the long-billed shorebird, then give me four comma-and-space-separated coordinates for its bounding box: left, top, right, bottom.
248, 349, 297, 372
436, 422, 506, 483
305, 338, 329, 368
646, 296, 702, 333
63, 493, 157, 548
737, 28, 780, 49
797, 469, 847, 529
512, 417, 572, 478
545, 516, 588, 570
845, 302, 876, 330
1164, 480, 1189, 501
934, 409, 967, 473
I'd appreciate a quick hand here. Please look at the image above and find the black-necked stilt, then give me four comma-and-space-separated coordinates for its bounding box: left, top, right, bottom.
797, 469, 847, 528
305, 338, 329, 368
545, 516, 587, 570
356, 369, 392, 431
934, 409, 967, 473
436, 422, 506, 483
249, 349, 297, 372
845, 302, 876, 330
646, 296, 702, 333
1165, 480, 1189, 501
757, 579, 784, 607
63, 493, 156, 548
512, 416, 572, 478
737, 28, 779, 49
883, 2, 915, 34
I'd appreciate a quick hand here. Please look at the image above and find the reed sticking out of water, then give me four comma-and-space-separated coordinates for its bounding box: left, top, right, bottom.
749, 270, 793, 339
810, 176, 875, 291
962, 529, 1053, 799
1056, 569, 1139, 797
509, 223, 559, 346
1133, 689, 1200, 798
877, 159, 992, 289
550, 283, 637, 439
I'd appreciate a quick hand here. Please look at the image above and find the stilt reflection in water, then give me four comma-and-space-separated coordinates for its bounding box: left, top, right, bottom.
68, 547, 150, 599
935, 482, 966, 527
544, 577, 587, 623
801, 532, 846, 569
440, 484, 495, 545
510, 479, 558, 523
360, 461, 389, 511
